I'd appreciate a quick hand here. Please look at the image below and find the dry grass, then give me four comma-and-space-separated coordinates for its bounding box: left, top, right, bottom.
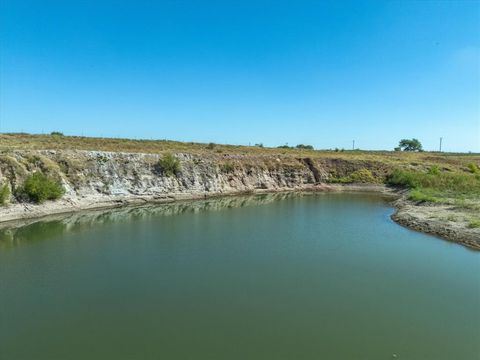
1, 133, 478, 171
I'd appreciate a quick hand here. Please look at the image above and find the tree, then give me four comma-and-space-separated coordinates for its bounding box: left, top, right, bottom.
398, 138, 423, 152
296, 144, 314, 150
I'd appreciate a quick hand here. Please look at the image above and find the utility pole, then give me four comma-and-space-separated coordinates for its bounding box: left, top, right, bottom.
352, 140, 355, 150
439, 137, 443, 152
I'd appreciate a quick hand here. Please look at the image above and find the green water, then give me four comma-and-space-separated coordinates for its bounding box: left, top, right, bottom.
1, 193, 479, 360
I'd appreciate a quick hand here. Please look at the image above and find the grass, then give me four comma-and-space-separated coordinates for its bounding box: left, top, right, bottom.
408, 189, 440, 203
467, 219, 480, 229
387, 168, 480, 203
0, 133, 478, 170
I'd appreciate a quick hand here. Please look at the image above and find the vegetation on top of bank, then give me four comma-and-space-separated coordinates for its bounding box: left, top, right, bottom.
0, 133, 315, 156
387, 167, 480, 204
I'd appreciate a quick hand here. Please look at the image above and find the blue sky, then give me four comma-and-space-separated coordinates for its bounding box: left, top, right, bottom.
1, 1, 479, 152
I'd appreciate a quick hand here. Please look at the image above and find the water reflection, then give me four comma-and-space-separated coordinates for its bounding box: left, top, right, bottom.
0, 192, 394, 250
0, 192, 311, 249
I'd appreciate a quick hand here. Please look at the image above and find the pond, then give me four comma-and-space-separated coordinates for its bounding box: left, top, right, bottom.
0, 193, 479, 359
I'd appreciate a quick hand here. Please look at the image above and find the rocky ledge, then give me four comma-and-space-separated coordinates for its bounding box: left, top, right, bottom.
0, 150, 478, 250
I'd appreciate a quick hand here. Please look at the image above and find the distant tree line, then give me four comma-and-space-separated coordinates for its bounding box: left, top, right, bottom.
277, 144, 314, 150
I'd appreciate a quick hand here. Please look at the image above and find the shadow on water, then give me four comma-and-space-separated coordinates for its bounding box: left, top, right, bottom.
0, 191, 392, 250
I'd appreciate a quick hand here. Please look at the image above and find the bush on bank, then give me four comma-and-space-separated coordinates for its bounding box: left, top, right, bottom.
157, 153, 181, 177
329, 168, 379, 184
17, 173, 65, 204
0, 183, 10, 206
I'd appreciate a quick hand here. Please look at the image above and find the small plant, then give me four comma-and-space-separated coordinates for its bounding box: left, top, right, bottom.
467, 162, 479, 174
446, 215, 457, 222
206, 142, 216, 150
255, 143, 264, 148
408, 189, 438, 203
0, 183, 10, 206
328, 169, 379, 184
467, 219, 480, 229
221, 162, 235, 173
428, 165, 441, 175
157, 153, 181, 177
50, 131, 64, 136
18, 173, 64, 203
348, 169, 378, 183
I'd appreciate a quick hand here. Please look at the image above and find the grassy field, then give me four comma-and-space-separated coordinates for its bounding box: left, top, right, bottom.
1, 133, 478, 167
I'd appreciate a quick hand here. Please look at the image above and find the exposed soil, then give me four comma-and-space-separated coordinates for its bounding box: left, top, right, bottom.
0, 148, 478, 250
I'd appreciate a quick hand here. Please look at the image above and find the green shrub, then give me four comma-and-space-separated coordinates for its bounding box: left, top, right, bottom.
18, 173, 64, 203
0, 183, 10, 206
221, 162, 235, 173
348, 169, 378, 183
467, 219, 480, 229
428, 165, 441, 175
157, 153, 181, 176
408, 189, 439, 203
206, 142, 216, 150
50, 131, 64, 136
331, 169, 378, 184
467, 162, 479, 174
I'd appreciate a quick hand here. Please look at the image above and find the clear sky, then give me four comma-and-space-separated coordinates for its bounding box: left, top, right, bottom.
1, 1, 479, 152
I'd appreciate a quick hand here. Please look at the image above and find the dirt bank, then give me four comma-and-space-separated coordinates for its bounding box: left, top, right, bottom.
0, 149, 478, 250
391, 199, 480, 250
